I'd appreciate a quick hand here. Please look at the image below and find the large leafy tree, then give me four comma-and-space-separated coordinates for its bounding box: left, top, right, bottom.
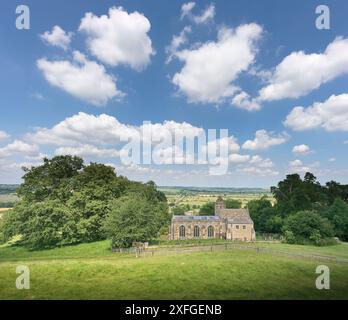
103, 195, 168, 248
271, 173, 327, 215
3, 156, 168, 249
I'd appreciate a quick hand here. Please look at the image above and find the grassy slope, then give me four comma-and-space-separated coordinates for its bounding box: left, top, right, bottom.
0, 241, 348, 300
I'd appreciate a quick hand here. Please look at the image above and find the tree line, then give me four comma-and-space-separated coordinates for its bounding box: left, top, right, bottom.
0, 156, 169, 249
249, 172, 348, 245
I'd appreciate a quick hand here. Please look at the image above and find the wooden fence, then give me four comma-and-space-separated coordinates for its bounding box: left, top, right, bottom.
132, 242, 348, 264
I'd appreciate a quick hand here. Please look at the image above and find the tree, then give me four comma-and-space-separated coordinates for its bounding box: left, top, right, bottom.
325, 181, 348, 204
247, 197, 274, 232
271, 173, 326, 215
199, 202, 215, 216
4, 156, 168, 249
103, 195, 167, 248
283, 210, 334, 244
225, 198, 242, 209
321, 198, 348, 241
17, 155, 84, 202
4, 200, 67, 249
172, 205, 187, 216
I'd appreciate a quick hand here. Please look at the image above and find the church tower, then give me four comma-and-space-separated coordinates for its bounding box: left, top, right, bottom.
215, 197, 225, 215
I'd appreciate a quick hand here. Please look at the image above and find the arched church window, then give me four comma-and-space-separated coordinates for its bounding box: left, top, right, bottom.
179, 225, 185, 238
208, 226, 214, 238
194, 226, 200, 238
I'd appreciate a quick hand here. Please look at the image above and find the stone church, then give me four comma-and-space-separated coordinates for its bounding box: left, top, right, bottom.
169, 197, 256, 241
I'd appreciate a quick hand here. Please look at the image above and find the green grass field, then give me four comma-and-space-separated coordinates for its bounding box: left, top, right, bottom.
0, 240, 347, 300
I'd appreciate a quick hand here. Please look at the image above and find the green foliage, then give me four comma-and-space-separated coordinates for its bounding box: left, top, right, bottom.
199, 202, 215, 216
172, 205, 187, 215
225, 198, 242, 209
325, 181, 348, 204
283, 210, 334, 245
247, 197, 280, 233
103, 195, 168, 248
321, 198, 348, 241
3, 156, 168, 249
0, 202, 16, 208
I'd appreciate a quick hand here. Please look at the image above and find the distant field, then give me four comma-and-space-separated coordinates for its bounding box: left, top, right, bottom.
0, 240, 347, 299
166, 192, 274, 209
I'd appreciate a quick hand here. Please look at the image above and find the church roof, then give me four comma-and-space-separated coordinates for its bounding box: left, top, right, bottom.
219, 208, 254, 224
172, 215, 221, 222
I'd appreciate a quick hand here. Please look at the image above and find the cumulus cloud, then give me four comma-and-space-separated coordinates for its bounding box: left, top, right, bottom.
0, 131, 9, 141
172, 23, 263, 104
180, 2, 215, 24
166, 26, 192, 64
40, 25, 73, 50
237, 155, 278, 176
26, 112, 205, 148
284, 93, 348, 131
259, 37, 348, 101
289, 159, 320, 174
229, 153, 250, 164
37, 51, 123, 106
292, 144, 311, 155
242, 130, 289, 151
232, 91, 261, 111
249, 155, 274, 168
0, 140, 39, 158
55, 144, 119, 158
79, 6, 155, 70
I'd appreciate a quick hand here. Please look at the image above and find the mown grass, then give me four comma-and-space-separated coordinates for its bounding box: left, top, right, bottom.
0, 240, 348, 300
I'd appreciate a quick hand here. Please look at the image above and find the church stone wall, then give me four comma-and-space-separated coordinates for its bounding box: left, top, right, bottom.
171, 221, 222, 240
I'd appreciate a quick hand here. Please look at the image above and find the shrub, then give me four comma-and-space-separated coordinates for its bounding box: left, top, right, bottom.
283, 210, 334, 245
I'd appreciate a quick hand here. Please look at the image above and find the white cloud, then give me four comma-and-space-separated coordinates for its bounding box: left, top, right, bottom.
37, 51, 123, 106
180, 2, 215, 24
284, 93, 348, 131
329, 157, 336, 162
26, 112, 138, 146
229, 154, 250, 164
237, 155, 278, 176
79, 6, 155, 70
26, 112, 205, 149
242, 130, 289, 151
40, 25, 73, 50
55, 144, 119, 158
289, 159, 303, 167
259, 37, 348, 101
172, 23, 262, 104
0, 131, 9, 141
238, 166, 279, 177
203, 136, 240, 155
232, 91, 261, 111
180, 2, 196, 20
0, 140, 39, 158
193, 4, 215, 24
249, 155, 274, 168
292, 144, 311, 155
289, 159, 320, 174
166, 26, 192, 64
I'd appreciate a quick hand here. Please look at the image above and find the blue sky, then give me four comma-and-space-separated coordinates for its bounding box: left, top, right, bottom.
0, 0, 348, 187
